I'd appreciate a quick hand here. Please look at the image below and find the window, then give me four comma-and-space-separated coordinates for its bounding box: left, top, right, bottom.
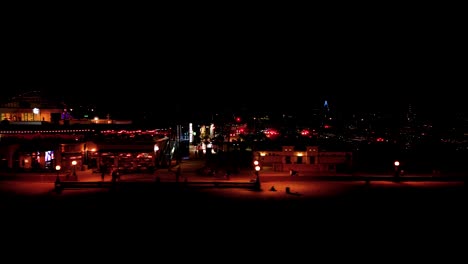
296, 156, 303, 164
309, 156, 315, 164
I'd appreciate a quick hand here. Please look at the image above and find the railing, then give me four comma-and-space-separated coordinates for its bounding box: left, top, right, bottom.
53, 178, 260, 193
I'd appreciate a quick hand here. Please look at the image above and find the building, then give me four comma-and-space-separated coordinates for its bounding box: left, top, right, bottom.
0, 90, 64, 124
0, 91, 173, 174
254, 145, 352, 174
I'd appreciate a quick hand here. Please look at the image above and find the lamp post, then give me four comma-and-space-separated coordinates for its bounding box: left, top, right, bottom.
55, 165, 61, 181
253, 160, 261, 190
72, 160, 77, 179
55, 165, 61, 192
394, 160, 400, 182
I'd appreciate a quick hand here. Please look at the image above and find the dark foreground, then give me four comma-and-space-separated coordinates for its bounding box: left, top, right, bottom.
1, 180, 464, 222
1, 180, 465, 260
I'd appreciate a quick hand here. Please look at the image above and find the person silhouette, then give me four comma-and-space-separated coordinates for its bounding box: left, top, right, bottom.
100, 163, 107, 181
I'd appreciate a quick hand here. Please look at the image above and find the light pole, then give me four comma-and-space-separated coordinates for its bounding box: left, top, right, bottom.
253, 160, 261, 190
394, 160, 400, 182
55, 165, 61, 181
55, 165, 61, 192
72, 160, 77, 179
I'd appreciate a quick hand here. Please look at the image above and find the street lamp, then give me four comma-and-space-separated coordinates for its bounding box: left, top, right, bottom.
55, 165, 61, 181
253, 160, 261, 190
72, 160, 77, 178
394, 160, 400, 182
55, 165, 61, 192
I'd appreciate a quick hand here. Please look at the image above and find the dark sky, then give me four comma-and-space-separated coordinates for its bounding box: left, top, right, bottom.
3, 9, 464, 118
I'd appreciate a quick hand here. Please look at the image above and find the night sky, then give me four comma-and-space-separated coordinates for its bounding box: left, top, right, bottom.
3, 8, 463, 119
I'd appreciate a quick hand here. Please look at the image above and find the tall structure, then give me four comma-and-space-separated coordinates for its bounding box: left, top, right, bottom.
406, 103, 416, 127
321, 99, 334, 129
